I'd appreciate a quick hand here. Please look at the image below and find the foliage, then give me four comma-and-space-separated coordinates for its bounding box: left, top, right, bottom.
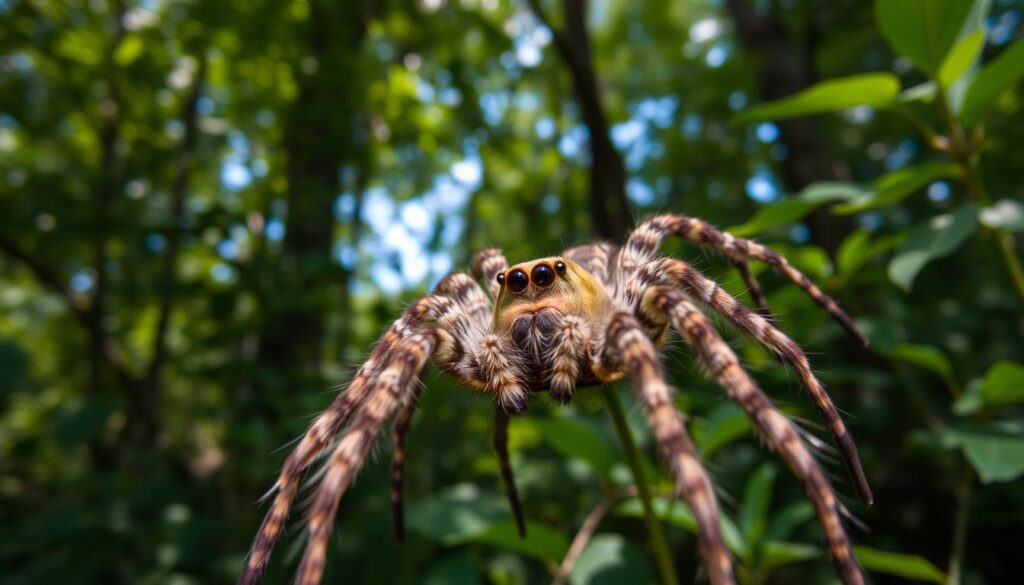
1, 0, 1022, 584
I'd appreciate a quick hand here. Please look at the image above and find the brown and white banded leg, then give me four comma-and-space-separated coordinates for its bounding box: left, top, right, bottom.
240, 295, 453, 585
640, 286, 864, 585
564, 242, 618, 287
295, 327, 440, 585
472, 247, 509, 300
493, 402, 527, 537
630, 258, 873, 505
600, 312, 735, 585
547, 314, 591, 404
729, 258, 772, 320
390, 379, 425, 543
618, 214, 866, 345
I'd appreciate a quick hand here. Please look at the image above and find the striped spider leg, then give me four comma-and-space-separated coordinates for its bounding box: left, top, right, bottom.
241, 215, 872, 585
618, 214, 873, 506
638, 285, 863, 585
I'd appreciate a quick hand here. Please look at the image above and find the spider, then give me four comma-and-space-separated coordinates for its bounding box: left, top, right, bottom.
239, 213, 873, 585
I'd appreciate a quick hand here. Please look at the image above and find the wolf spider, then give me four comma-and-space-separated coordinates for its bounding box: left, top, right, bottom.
240, 214, 873, 585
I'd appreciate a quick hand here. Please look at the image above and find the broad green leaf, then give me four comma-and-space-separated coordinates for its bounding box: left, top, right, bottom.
406, 484, 511, 542
939, 29, 985, 87
980, 361, 1024, 406
979, 199, 1024, 232
696, 403, 752, 459
763, 501, 815, 543
732, 73, 900, 124
569, 534, 653, 585
455, 520, 569, 562
883, 343, 955, 381
739, 463, 776, 553
899, 81, 938, 103
876, 0, 973, 75
530, 417, 616, 477
423, 554, 482, 585
961, 40, 1024, 128
834, 162, 962, 214
837, 230, 906, 278
761, 541, 821, 571
729, 183, 867, 237
942, 429, 1024, 483
888, 204, 978, 291
854, 546, 947, 583
614, 497, 746, 557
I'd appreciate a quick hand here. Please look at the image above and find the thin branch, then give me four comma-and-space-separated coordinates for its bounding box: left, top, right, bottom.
553, 486, 636, 585
146, 54, 207, 384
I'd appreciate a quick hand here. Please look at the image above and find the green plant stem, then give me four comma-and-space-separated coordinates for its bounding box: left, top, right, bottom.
934, 91, 1024, 305
601, 385, 679, 585
947, 466, 973, 585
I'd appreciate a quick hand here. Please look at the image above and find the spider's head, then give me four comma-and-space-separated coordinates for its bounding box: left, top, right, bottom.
492, 257, 609, 334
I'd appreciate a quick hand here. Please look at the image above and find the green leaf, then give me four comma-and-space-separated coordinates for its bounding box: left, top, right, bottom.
888, 204, 978, 291
763, 501, 815, 543
961, 40, 1024, 128
939, 29, 986, 87
854, 546, 947, 583
696, 403, 752, 459
942, 429, 1024, 483
761, 541, 821, 571
530, 417, 616, 477
980, 361, 1024, 406
454, 520, 569, 562
899, 81, 938, 103
837, 230, 905, 278
876, 0, 973, 75
614, 497, 746, 557
114, 35, 145, 66
833, 162, 963, 214
423, 554, 482, 585
884, 343, 955, 381
406, 484, 511, 542
739, 463, 776, 554
569, 534, 653, 585
729, 183, 867, 237
979, 199, 1024, 233
732, 73, 901, 124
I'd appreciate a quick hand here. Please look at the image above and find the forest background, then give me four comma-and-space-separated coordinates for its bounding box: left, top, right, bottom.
1, 0, 1023, 583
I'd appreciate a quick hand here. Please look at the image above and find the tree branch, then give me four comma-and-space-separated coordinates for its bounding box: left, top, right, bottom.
146, 54, 207, 385
526, 0, 631, 240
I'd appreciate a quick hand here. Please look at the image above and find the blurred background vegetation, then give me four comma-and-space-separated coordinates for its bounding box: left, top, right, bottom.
1, 0, 1023, 583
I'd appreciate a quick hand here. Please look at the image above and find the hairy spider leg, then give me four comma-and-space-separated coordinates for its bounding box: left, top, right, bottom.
619, 214, 867, 346
631, 257, 873, 506
389, 272, 523, 541
472, 247, 509, 301
641, 286, 864, 585
493, 402, 527, 537
240, 294, 454, 585
390, 378, 424, 543
728, 257, 773, 319
296, 327, 440, 585
599, 312, 735, 585
563, 242, 619, 287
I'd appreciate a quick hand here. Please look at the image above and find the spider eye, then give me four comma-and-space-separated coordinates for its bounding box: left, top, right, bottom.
532, 264, 555, 287
507, 269, 529, 293
554, 261, 566, 275
496, 272, 505, 286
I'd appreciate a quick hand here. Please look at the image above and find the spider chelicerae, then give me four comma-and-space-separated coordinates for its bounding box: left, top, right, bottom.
240, 213, 873, 585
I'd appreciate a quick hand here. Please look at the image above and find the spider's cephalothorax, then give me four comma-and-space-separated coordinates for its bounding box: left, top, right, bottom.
240, 214, 874, 585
